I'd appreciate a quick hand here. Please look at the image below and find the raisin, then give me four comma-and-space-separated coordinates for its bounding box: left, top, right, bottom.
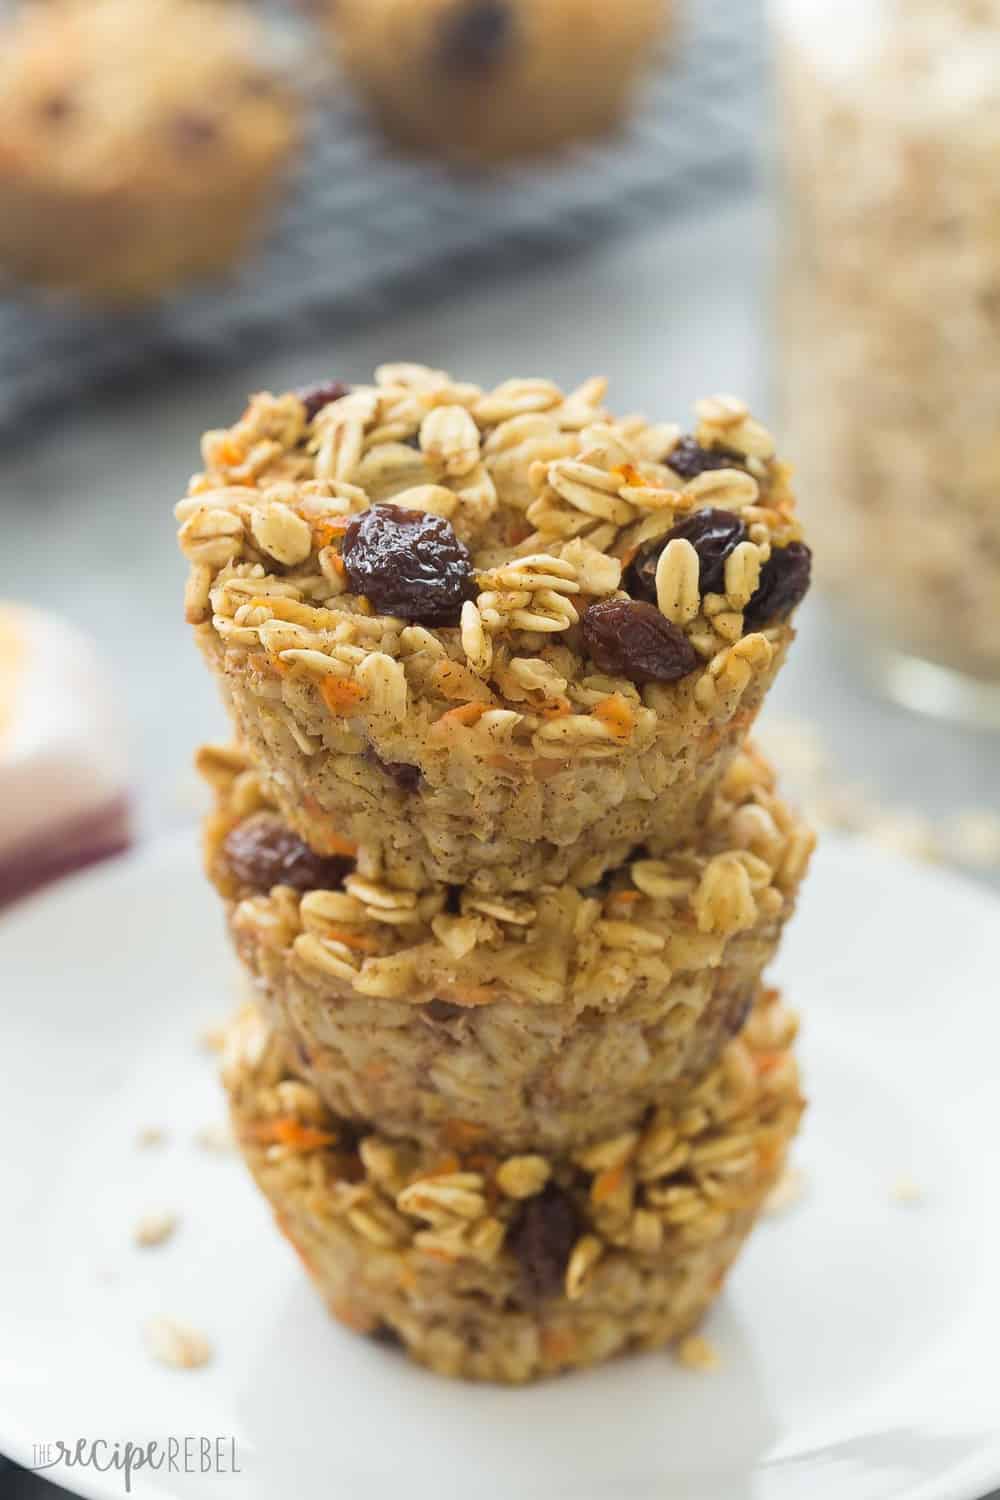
436, 0, 514, 73
724, 986, 755, 1039
667, 435, 745, 481
297, 380, 351, 422
743, 541, 812, 630
37, 92, 74, 124
581, 599, 699, 684
169, 111, 219, 150
422, 999, 464, 1024
341, 503, 476, 625
507, 1183, 581, 1301
627, 507, 748, 602
241, 70, 277, 99
368, 749, 421, 792
223, 812, 352, 893
369, 1322, 404, 1350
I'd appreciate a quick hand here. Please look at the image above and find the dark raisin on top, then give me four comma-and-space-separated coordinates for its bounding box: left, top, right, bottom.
223, 811, 352, 893
506, 1182, 581, 1301
743, 541, 812, 630
581, 599, 700, 685
341, 503, 476, 625
436, 0, 515, 74
666, 435, 745, 481
169, 111, 220, 151
626, 507, 748, 603
297, 380, 351, 422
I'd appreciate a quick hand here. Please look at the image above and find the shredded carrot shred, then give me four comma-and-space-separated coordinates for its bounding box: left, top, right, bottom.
248, 1116, 336, 1151
443, 1119, 489, 1149
541, 1327, 577, 1361
607, 890, 641, 906
319, 830, 359, 857
323, 927, 379, 953
531, 756, 568, 780
756, 1140, 783, 1171
444, 984, 496, 1006
414, 1154, 461, 1181
753, 1050, 786, 1075
247, 651, 280, 678
613, 461, 645, 487
320, 676, 366, 715
485, 754, 519, 773
436, 701, 486, 729
312, 517, 349, 550
592, 1164, 626, 1203
593, 692, 635, 740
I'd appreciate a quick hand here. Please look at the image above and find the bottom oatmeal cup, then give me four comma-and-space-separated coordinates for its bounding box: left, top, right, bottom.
223, 989, 804, 1383
202, 741, 813, 1153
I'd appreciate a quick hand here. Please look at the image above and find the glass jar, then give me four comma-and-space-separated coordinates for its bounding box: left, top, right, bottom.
772, 0, 1000, 724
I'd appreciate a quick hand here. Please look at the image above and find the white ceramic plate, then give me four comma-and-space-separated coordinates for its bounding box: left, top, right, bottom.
1, 834, 999, 1500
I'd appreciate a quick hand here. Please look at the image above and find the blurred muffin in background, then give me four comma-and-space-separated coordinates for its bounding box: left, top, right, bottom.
0, 0, 300, 304
315, 0, 673, 164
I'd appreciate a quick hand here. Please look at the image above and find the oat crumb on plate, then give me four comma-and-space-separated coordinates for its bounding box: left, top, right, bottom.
197, 1022, 229, 1054
676, 1335, 721, 1373
194, 1122, 233, 1153
144, 1317, 212, 1370
136, 1126, 167, 1148
133, 1211, 178, 1248
890, 1176, 923, 1204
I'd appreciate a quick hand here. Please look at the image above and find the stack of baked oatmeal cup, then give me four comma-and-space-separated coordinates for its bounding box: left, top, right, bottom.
177, 365, 814, 1382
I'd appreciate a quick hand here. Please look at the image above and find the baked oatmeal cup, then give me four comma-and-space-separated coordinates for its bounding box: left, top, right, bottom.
312, 0, 672, 164
224, 987, 804, 1382
203, 741, 813, 1153
178, 367, 812, 893
0, 0, 298, 303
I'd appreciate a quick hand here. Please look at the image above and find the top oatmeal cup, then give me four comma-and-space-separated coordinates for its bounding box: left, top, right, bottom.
177, 366, 811, 893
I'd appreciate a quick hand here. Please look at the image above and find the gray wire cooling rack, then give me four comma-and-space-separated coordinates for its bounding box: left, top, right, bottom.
0, 0, 765, 438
